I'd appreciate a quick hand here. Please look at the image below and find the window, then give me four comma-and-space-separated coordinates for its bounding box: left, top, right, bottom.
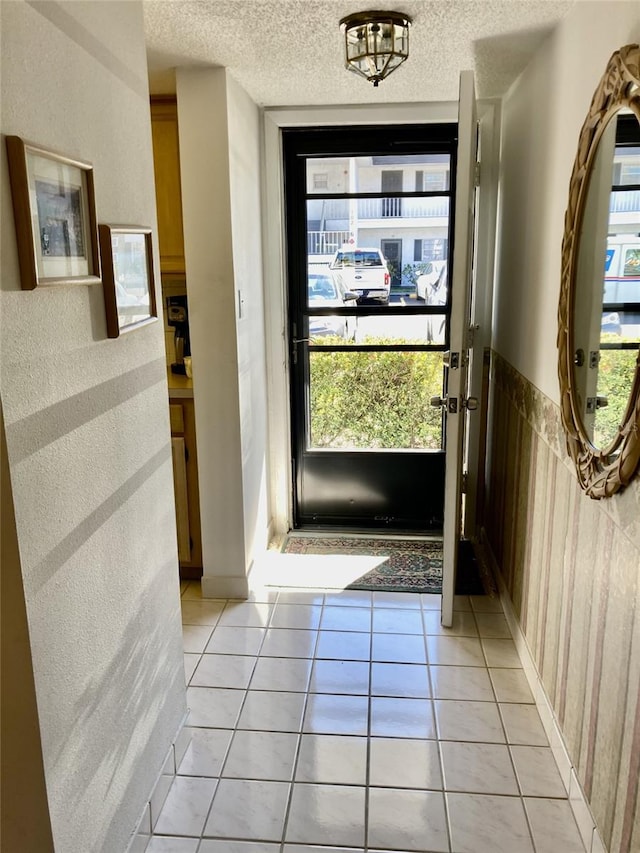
414, 237, 448, 262
415, 169, 449, 192
313, 173, 328, 190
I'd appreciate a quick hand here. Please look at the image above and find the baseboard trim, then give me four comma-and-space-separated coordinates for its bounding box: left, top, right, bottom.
126, 710, 191, 853
201, 573, 249, 599
477, 529, 606, 853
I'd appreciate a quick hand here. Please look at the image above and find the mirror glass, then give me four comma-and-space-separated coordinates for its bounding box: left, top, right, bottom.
572, 110, 640, 450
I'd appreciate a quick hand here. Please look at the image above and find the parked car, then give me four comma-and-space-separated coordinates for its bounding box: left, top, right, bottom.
416, 260, 447, 302
329, 247, 391, 305
601, 311, 622, 336
416, 261, 447, 343
308, 266, 358, 340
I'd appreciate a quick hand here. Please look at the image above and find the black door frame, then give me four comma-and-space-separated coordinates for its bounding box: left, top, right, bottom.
284, 123, 458, 532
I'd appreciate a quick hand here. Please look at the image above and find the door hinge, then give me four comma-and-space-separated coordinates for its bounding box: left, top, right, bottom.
474, 161, 481, 187
466, 324, 479, 349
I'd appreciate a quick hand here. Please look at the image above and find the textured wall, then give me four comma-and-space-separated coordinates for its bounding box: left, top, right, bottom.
493, 2, 640, 403
1, 404, 55, 851
226, 74, 271, 565
0, 2, 186, 851
176, 67, 248, 596
490, 6, 640, 849
485, 353, 640, 851
176, 67, 271, 596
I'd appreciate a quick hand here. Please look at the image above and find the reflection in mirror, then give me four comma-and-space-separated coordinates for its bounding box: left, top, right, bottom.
558, 43, 640, 498
573, 111, 640, 450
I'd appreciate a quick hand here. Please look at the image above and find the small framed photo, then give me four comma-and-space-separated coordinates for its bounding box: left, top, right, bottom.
5, 135, 101, 290
99, 225, 157, 338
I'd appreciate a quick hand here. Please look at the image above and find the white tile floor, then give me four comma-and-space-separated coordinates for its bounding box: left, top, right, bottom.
147, 582, 587, 853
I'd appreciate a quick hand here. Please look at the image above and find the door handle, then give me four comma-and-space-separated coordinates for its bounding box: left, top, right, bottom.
431, 395, 458, 414
431, 395, 478, 412
293, 337, 310, 345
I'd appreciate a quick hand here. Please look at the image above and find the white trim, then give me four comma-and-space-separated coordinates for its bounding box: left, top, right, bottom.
441, 71, 477, 628
126, 711, 191, 853
479, 529, 604, 853
261, 100, 498, 539
201, 573, 250, 599
463, 99, 502, 539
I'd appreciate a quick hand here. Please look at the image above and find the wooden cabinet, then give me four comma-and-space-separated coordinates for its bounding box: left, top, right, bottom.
152, 97, 201, 578
169, 398, 202, 578
150, 97, 185, 274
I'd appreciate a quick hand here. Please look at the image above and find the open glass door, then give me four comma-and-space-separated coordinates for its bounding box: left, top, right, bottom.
441, 71, 479, 627
284, 123, 457, 532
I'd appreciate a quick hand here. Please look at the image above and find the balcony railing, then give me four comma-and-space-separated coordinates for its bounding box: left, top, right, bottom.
307, 231, 351, 255
610, 189, 640, 214
310, 192, 640, 222
357, 197, 450, 219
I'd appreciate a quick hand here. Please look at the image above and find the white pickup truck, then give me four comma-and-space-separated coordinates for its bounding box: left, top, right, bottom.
329, 247, 391, 305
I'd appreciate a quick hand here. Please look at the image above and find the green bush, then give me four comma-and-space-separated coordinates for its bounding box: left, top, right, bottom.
401, 262, 431, 288
309, 340, 444, 449
594, 342, 639, 448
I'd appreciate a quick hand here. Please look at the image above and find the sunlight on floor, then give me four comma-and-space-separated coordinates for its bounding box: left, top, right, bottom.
252, 551, 391, 590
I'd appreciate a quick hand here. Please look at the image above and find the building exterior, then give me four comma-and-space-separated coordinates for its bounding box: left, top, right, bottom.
306, 155, 450, 285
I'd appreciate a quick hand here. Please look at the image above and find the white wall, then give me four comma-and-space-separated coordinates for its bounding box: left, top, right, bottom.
490, 5, 640, 850
493, 1, 640, 402
227, 75, 271, 566
0, 2, 186, 850
177, 67, 270, 597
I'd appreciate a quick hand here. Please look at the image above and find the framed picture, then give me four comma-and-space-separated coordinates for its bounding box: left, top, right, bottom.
5, 135, 101, 290
99, 225, 158, 338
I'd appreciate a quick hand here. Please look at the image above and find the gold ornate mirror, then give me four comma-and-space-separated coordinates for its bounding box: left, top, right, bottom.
558, 44, 640, 498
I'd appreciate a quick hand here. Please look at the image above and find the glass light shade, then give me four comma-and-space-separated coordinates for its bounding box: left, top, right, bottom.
340, 11, 411, 87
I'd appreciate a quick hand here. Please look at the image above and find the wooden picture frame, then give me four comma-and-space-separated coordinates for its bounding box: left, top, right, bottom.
5, 135, 101, 290
99, 225, 157, 338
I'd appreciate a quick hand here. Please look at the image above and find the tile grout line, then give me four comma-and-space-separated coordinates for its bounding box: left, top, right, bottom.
276, 591, 325, 851
161, 586, 585, 852
187, 594, 275, 845
475, 597, 541, 853
363, 600, 374, 853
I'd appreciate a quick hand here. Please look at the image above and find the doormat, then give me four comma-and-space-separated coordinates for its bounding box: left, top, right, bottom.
275, 535, 488, 594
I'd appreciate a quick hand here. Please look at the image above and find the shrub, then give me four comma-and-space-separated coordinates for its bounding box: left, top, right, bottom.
594, 342, 639, 448
309, 341, 444, 449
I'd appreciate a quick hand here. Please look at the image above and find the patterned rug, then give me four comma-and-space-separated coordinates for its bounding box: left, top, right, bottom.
278, 535, 486, 594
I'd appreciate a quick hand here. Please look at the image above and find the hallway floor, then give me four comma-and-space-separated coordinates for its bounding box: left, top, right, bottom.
147, 581, 587, 853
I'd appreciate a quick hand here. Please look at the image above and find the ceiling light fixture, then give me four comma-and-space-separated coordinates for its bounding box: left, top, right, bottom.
339, 10, 412, 87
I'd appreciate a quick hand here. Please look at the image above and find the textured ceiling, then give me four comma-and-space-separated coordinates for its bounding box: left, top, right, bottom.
144, 0, 575, 106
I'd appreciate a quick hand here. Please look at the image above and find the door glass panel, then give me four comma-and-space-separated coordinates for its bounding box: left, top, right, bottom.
594, 347, 638, 449
601, 309, 640, 342
308, 350, 445, 450
307, 312, 447, 345
306, 198, 450, 308
305, 154, 451, 194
